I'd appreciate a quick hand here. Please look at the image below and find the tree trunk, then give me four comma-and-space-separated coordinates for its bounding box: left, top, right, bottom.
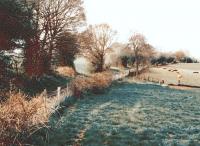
136, 60, 139, 76
0, 32, 10, 50
24, 37, 45, 78
135, 51, 139, 76
96, 55, 104, 72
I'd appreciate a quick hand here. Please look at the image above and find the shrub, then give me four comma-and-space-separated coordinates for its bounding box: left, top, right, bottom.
157, 56, 167, 65
150, 57, 157, 65
180, 57, 194, 63
56, 66, 76, 77
120, 56, 129, 68
166, 56, 176, 64
70, 72, 112, 97
0, 92, 52, 145
151, 56, 169, 65
91, 72, 113, 91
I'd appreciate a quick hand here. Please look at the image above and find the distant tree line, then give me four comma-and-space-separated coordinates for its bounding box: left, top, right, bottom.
151, 51, 199, 65
91, 32, 199, 77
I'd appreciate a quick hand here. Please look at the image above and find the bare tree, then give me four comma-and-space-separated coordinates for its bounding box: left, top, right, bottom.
38, 0, 85, 52
24, 0, 86, 77
56, 31, 79, 68
128, 33, 146, 76
128, 33, 155, 76
141, 43, 155, 66
79, 24, 116, 72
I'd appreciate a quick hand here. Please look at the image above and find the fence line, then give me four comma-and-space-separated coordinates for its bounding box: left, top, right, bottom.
40, 67, 148, 117
38, 84, 72, 119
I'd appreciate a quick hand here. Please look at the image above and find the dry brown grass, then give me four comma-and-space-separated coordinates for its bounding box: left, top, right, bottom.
70, 72, 113, 97
56, 66, 76, 77
91, 72, 113, 88
0, 87, 71, 145
0, 93, 45, 145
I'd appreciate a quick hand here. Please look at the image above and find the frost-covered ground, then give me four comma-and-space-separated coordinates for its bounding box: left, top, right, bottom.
33, 83, 200, 146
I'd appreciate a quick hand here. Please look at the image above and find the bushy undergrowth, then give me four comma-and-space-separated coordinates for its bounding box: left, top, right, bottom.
56, 66, 76, 78
70, 72, 113, 97
0, 92, 54, 145
0, 71, 70, 100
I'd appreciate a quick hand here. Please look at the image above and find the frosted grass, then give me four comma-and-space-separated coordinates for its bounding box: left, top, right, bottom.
32, 83, 200, 146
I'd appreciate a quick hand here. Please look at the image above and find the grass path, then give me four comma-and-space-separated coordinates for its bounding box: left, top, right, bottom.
32, 83, 200, 146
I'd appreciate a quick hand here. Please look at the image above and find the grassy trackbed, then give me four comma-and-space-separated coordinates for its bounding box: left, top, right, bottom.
32, 82, 200, 146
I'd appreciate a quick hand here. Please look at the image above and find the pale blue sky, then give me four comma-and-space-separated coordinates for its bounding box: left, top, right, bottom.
84, 0, 200, 59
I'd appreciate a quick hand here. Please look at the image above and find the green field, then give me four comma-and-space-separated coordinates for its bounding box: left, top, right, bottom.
32, 82, 200, 146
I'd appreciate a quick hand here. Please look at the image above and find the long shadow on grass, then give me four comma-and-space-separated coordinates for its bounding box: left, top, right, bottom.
31, 82, 200, 146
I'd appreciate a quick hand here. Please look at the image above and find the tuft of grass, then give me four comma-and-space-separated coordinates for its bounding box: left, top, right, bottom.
69, 72, 113, 97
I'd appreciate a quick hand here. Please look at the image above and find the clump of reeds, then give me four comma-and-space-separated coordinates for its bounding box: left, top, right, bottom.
70, 72, 113, 97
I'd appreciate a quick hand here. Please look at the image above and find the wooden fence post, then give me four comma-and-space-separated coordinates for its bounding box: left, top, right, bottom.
66, 84, 69, 96
57, 87, 61, 100
43, 89, 47, 115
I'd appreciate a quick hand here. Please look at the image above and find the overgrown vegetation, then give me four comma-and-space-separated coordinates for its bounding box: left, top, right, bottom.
0, 85, 71, 145
70, 72, 113, 97
0, 70, 113, 145
56, 66, 76, 78
0, 93, 47, 145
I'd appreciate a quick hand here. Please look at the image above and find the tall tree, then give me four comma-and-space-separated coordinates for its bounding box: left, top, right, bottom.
79, 24, 116, 72
24, 0, 85, 77
0, 0, 34, 50
56, 32, 79, 68
129, 33, 146, 76
27, 0, 85, 73
0, 0, 34, 77
128, 33, 154, 76
141, 43, 155, 66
